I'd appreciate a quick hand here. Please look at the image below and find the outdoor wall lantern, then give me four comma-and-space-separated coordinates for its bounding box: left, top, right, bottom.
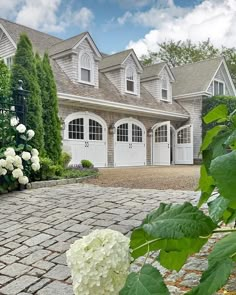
147, 128, 153, 136
109, 123, 116, 134
60, 118, 65, 130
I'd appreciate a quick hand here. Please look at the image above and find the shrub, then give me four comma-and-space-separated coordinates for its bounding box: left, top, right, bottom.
60, 151, 71, 168
81, 159, 93, 168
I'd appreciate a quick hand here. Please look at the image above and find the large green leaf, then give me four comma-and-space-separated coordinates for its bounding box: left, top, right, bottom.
119, 264, 170, 295
186, 258, 233, 295
158, 250, 188, 271
224, 129, 236, 149
197, 165, 215, 207
210, 150, 236, 200
203, 104, 228, 124
208, 196, 230, 223
209, 232, 236, 264
201, 125, 227, 152
142, 202, 216, 239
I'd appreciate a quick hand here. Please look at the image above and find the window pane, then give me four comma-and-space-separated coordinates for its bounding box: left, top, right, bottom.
132, 124, 142, 142
81, 68, 91, 82
127, 80, 134, 92
162, 89, 168, 100
219, 82, 224, 95
214, 81, 218, 95
68, 118, 84, 139
89, 119, 103, 141
155, 125, 167, 142
117, 123, 128, 142
177, 127, 191, 144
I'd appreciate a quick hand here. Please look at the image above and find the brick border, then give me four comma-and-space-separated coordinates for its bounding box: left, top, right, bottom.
26, 174, 98, 190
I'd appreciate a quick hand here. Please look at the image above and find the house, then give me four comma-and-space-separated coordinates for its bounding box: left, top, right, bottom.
0, 18, 235, 167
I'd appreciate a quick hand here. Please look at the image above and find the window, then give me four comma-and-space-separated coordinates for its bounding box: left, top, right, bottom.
80, 53, 92, 83
213, 80, 224, 95
161, 78, 168, 100
4, 56, 13, 69
89, 119, 103, 141
126, 66, 136, 93
177, 127, 191, 144
155, 125, 167, 143
117, 123, 128, 142
68, 118, 84, 139
132, 124, 142, 142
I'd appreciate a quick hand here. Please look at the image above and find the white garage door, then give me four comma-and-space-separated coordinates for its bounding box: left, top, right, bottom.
175, 125, 193, 164
114, 119, 146, 167
63, 113, 107, 167
152, 121, 171, 165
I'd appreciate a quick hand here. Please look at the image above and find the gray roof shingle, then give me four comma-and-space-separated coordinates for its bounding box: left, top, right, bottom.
99, 49, 133, 70
0, 18, 61, 55
172, 57, 223, 97
141, 62, 166, 80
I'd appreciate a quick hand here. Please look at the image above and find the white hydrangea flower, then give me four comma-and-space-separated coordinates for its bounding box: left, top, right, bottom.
13, 155, 22, 168
27, 130, 35, 140
16, 124, 26, 133
0, 167, 7, 176
10, 117, 19, 127
5, 162, 14, 171
31, 162, 40, 171
4, 147, 15, 157
31, 155, 40, 164
21, 151, 31, 161
0, 159, 6, 167
66, 229, 130, 295
6, 156, 15, 164
31, 149, 39, 157
12, 168, 23, 179
18, 176, 29, 185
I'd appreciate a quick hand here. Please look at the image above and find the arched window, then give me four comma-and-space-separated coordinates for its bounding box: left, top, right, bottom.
80, 53, 92, 83
126, 66, 136, 93
177, 126, 191, 144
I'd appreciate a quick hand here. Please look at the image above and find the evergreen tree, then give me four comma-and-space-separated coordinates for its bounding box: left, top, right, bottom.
42, 53, 62, 163
11, 34, 44, 153
0, 60, 10, 97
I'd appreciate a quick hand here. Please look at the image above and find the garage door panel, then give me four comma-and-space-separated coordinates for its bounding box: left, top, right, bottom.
152, 121, 170, 165
175, 125, 193, 165
88, 141, 107, 167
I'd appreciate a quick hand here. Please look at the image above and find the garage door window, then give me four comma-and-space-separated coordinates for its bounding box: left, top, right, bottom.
89, 119, 103, 141
155, 125, 167, 142
177, 127, 191, 144
117, 123, 128, 142
132, 124, 143, 142
68, 118, 84, 139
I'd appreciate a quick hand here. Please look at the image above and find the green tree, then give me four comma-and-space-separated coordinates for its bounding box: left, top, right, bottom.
0, 60, 10, 97
11, 34, 44, 153
41, 53, 62, 163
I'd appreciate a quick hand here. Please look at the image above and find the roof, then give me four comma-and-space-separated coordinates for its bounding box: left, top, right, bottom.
141, 62, 166, 80
49, 32, 88, 56
172, 57, 223, 97
52, 59, 188, 117
99, 49, 133, 70
0, 18, 61, 55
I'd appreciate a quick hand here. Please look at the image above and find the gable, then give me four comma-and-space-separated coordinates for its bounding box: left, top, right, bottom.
0, 29, 16, 58
74, 34, 101, 60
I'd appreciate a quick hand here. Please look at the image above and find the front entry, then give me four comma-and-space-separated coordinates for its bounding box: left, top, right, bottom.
114, 118, 146, 166
63, 112, 107, 167
152, 122, 193, 165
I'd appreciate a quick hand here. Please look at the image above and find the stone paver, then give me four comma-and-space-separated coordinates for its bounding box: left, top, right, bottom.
0, 183, 234, 294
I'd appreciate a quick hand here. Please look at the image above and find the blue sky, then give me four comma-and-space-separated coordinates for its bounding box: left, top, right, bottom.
1, 0, 235, 57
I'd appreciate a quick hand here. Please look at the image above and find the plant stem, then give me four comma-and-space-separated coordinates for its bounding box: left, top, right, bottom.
213, 228, 236, 233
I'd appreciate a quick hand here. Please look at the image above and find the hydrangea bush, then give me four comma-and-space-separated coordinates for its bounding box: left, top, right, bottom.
66, 229, 130, 295
0, 117, 40, 193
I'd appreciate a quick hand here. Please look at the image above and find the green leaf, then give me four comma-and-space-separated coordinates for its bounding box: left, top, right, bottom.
186, 258, 233, 295
210, 150, 236, 200
201, 126, 227, 152
209, 232, 236, 264
203, 104, 228, 124
142, 202, 216, 239
208, 196, 230, 223
224, 129, 236, 149
119, 264, 170, 295
158, 250, 188, 271
197, 165, 215, 207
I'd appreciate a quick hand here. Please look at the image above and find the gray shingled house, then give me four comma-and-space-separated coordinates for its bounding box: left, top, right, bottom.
0, 18, 235, 167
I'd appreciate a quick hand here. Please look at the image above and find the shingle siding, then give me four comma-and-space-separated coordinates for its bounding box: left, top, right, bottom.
0, 31, 15, 57
142, 80, 160, 100
104, 69, 122, 93
178, 97, 202, 160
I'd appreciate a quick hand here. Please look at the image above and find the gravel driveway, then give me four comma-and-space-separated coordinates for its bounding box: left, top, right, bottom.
86, 165, 200, 191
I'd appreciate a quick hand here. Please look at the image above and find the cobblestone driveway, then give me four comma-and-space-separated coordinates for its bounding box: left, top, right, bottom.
0, 184, 233, 294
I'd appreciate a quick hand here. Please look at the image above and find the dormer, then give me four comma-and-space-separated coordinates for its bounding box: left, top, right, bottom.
99, 49, 143, 96
49, 32, 102, 88
141, 63, 175, 103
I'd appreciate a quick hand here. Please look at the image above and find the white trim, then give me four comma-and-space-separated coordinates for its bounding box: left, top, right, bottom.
122, 50, 143, 73
159, 64, 175, 82
73, 33, 102, 60
125, 65, 137, 95
0, 24, 16, 49
114, 117, 146, 130
173, 91, 211, 100
58, 92, 189, 120
78, 50, 95, 85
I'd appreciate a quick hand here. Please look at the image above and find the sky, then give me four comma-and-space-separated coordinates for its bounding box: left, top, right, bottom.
0, 0, 236, 57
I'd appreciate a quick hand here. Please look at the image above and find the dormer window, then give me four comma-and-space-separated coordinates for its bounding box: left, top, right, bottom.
161, 78, 168, 101
79, 52, 94, 85
126, 66, 136, 94
213, 80, 224, 95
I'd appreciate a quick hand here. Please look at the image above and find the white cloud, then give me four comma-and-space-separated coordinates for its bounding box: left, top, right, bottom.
115, 0, 154, 8
126, 0, 236, 57
117, 12, 132, 25
0, 0, 94, 33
